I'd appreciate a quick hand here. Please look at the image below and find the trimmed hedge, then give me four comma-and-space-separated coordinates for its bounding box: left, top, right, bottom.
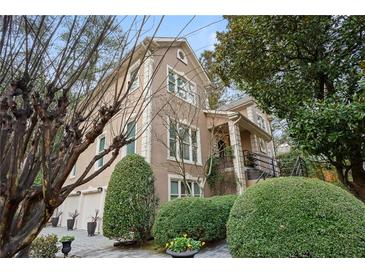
227, 177, 365, 258
153, 195, 237, 246
103, 154, 158, 242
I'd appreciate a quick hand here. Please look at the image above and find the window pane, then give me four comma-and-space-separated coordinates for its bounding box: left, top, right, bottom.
194, 183, 201, 197
168, 69, 175, 92
99, 136, 105, 152
170, 181, 179, 195
169, 122, 176, 139
183, 144, 190, 160
192, 147, 197, 162
71, 165, 76, 177
169, 139, 176, 157
181, 181, 192, 196
97, 157, 104, 168
169, 122, 177, 157
191, 130, 197, 145
127, 121, 136, 155
129, 68, 139, 90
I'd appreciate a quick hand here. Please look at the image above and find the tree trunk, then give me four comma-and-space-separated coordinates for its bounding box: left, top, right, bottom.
15, 245, 31, 258
349, 160, 365, 202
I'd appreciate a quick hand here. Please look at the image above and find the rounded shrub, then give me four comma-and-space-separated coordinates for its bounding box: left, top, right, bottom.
227, 177, 365, 257
103, 154, 158, 242
153, 195, 237, 246
30, 234, 59, 258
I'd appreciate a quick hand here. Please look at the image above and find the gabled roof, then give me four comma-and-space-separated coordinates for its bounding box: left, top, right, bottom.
149, 37, 212, 86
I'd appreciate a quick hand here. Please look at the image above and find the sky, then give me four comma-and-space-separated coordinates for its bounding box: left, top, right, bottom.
121, 16, 228, 57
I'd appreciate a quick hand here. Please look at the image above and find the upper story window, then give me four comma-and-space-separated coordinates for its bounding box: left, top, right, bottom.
259, 137, 267, 153
169, 179, 201, 200
167, 67, 196, 105
257, 114, 266, 130
177, 49, 188, 64
128, 67, 140, 92
168, 120, 200, 164
96, 134, 106, 169
126, 120, 136, 155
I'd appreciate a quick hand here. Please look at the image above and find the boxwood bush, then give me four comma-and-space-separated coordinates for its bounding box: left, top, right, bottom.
30, 234, 59, 258
153, 195, 237, 246
227, 177, 365, 257
103, 154, 158, 242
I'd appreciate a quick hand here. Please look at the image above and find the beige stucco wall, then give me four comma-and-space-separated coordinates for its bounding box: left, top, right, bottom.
149, 44, 212, 203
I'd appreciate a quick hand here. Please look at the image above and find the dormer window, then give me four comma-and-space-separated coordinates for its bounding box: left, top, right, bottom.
177, 49, 188, 64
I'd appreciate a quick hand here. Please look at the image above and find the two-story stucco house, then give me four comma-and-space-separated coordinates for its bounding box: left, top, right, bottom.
56, 37, 277, 232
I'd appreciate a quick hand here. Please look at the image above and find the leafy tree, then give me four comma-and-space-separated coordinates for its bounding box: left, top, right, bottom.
103, 154, 158, 243
215, 16, 365, 200
199, 50, 225, 109
0, 15, 165, 257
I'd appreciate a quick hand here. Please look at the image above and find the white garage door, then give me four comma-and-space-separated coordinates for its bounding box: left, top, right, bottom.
80, 192, 102, 230
60, 195, 80, 228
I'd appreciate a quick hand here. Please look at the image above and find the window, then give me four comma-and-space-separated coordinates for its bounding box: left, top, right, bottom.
259, 138, 267, 153
128, 67, 139, 91
169, 179, 201, 200
257, 114, 266, 130
97, 135, 106, 168
177, 49, 188, 64
126, 120, 136, 155
168, 120, 200, 163
70, 164, 76, 178
167, 67, 196, 104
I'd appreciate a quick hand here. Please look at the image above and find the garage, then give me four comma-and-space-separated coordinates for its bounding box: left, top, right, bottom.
59, 194, 80, 228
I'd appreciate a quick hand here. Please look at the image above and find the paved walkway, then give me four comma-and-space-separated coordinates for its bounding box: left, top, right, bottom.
40, 226, 231, 258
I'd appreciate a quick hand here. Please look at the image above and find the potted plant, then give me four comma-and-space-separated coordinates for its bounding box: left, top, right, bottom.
67, 210, 79, 230
165, 234, 205, 258
59, 236, 75, 257
87, 210, 101, 237
51, 211, 62, 227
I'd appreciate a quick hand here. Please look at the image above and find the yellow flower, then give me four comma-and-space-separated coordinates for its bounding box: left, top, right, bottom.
165, 243, 169, 248
170, 241, 174, 246
187, 244, 192, 248
202, 242, 205, 246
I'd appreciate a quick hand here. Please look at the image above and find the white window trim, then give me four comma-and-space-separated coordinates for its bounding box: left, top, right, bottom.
168, 174, 203, 201
95, 133, 106, 171
121, 117, 138, 158
127, 60, 141, 93
167, 117, 202, 166
177, 48, 188, 65
166, 65, 197, 106
69, 164, 77, 179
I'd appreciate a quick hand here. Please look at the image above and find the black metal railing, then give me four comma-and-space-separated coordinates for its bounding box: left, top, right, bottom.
290, 156, 308, 177
243, 150, 280, 177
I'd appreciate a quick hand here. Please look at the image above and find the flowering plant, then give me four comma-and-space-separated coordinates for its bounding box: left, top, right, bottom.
165, 234, 205, 252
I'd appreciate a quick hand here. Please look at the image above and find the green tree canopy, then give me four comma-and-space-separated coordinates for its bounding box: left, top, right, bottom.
215, 16, 365, 200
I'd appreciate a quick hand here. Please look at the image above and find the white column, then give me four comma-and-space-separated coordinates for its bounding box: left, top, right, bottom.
228, 120, 246, 194
141, 56, 154, 163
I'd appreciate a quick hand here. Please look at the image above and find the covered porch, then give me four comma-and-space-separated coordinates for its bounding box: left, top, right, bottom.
205, 111, 278, 193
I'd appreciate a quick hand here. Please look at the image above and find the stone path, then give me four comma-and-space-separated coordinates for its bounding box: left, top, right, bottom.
40, 226, 231, 258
